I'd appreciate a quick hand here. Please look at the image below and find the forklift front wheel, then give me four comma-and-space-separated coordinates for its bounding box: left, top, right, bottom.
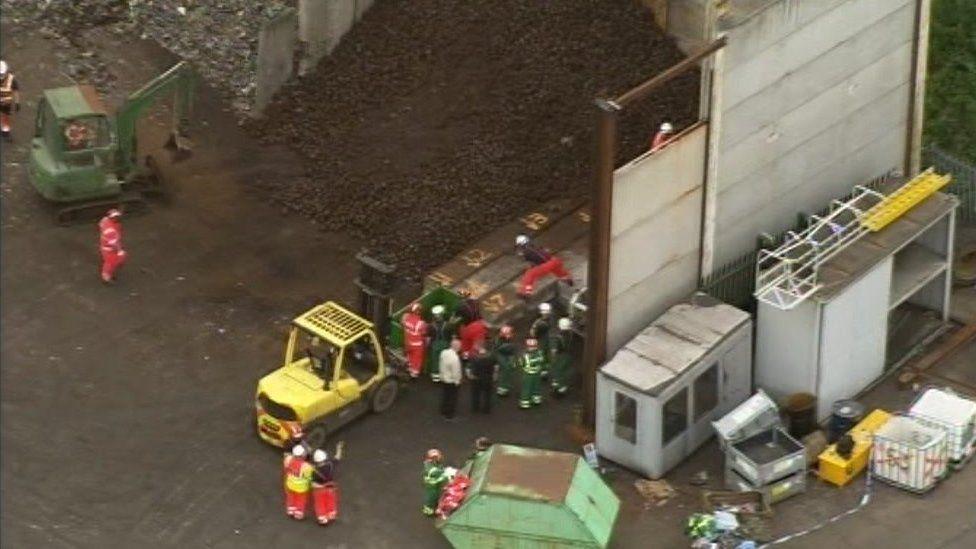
370, 377, 398, 413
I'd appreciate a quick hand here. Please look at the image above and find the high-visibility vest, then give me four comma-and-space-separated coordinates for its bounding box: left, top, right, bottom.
403, 313, 426, 348
284, 455, 313, 493
423, 463, 446, 487
521, 351, 544, 375
99, 218, 122, 253
0, 74, 13, 104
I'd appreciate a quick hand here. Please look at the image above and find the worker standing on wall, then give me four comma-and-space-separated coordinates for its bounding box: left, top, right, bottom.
311, 442, 343, 526
402, 302, 428, 379
427, 305, 453, 382
422, 449, 449, 516
650, 121, 674, 152
493, 324, 517, 397
466, 345, 497, 414
550, 318, 574, 397
98, 209, 127, 284
439, 338, 463, 420
515, 235, 573, 298
0, 60, 21, 140
530, 303, 553, 379
283, 444, 314, 520
518, 338, 545, 409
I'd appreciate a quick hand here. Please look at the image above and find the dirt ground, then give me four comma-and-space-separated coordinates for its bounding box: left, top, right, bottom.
3, 16, 976, 549
253, 0, 699, 279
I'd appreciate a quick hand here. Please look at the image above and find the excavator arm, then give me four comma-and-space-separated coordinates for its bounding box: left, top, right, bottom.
114, 61, 195, 174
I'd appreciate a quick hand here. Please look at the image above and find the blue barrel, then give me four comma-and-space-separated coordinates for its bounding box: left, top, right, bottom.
829, 400, 865, 442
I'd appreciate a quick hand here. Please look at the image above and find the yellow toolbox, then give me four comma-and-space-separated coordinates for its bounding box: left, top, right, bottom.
818, 409, 892, 487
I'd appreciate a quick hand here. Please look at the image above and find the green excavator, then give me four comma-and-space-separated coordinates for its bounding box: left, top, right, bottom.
27, 62, 195, 224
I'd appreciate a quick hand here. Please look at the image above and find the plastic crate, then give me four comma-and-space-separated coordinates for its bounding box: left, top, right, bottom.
872, 415, 949, 493
908, 388, 976, 463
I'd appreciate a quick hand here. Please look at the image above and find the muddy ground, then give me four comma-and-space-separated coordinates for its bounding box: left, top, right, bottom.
253, 0, 699, 279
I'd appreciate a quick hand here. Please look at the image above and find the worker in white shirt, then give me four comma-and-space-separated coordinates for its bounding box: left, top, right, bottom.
439, 338, 463, 420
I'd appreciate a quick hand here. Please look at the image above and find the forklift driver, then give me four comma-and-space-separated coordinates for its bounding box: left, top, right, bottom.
307, 337, 337, 380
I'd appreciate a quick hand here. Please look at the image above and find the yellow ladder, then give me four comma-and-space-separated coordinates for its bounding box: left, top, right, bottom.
859, 168, 952, 232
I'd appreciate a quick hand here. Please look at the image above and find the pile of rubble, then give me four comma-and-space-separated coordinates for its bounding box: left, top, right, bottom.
1, 0, 291, 112
250, 0, 700, 279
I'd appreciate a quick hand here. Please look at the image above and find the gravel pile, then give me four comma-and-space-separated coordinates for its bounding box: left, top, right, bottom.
251, 0, 700, 280
1, 0, 292, 113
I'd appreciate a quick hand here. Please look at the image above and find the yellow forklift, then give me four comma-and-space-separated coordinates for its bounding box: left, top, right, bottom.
255, 301, 400, 448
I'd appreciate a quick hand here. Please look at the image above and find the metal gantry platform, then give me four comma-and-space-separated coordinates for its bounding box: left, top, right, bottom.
754, 169, 952, 310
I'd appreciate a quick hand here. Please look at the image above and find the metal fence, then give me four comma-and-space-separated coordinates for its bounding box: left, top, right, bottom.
924, 146, 976, 225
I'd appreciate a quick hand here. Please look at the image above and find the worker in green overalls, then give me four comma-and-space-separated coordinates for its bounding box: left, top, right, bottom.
518, 338, 545, 409
493, 324, 517, 396
422, 448, 448, 516
550, 317, 574, 397
426, 305, 453, 382
530, 302, 553, 379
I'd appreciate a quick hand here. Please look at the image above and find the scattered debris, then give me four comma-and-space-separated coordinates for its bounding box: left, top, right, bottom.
690, 470, 709, 486
634, 479, 676, 508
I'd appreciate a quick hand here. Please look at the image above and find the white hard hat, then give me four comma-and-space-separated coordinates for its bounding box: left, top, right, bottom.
558, 317, 572, 331
515, 235, 529, 246
432, 304, 445, 317
538, 302, 552, 314
313, 449, 328, 464
660, 122, 674, 133
292, 444, 306, 458
0, 61, 7, 75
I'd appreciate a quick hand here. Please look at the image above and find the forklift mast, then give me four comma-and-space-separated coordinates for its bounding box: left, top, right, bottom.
113, 61, 195, 175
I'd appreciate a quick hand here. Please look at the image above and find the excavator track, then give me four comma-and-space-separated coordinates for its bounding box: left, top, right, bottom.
55, 190, 149, 226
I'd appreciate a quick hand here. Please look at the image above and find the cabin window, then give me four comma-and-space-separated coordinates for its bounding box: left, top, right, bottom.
614, 392, 637, 444
663, 388, 688, 445
694, 363, 719, 421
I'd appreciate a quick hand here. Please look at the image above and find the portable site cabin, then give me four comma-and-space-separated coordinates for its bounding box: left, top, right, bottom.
596, 293, 753, 479
756, 188, 957, 420
437, 445, 620, 549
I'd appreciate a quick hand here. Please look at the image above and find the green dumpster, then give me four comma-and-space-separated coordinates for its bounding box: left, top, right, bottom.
387, 286, 464, 353
438, 445, 620, 548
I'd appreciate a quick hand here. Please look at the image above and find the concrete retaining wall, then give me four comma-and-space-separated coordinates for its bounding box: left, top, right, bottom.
255, 8, 299, 114
702, 0, 922, 271
299, 0, 375, 75
606, 123, 708, 353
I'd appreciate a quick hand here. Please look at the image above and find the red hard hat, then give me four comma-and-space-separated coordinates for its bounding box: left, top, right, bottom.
525, 338, 538, 350
106, 208, 122, 219
500, 325, 514, 338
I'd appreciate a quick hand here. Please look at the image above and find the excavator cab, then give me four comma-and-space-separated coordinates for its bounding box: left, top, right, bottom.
29, 86, 120, 202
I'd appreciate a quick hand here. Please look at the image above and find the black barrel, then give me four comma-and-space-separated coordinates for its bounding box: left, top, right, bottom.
829, 400, 866, 442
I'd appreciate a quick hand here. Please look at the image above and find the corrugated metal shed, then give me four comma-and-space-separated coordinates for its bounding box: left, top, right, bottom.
600, 293, 750, 396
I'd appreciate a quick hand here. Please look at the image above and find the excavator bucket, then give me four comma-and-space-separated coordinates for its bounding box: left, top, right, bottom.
164, 131, 193, 162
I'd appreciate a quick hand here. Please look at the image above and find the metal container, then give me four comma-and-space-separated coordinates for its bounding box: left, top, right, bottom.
725, 466, 806, 505
908, 388, 976, 463
829, 399, 866, 442
872, 415, 949, 493
713, 389, 781, 450
727, 427, 806, 487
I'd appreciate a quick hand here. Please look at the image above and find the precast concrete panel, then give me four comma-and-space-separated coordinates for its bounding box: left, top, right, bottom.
704, 0, 920, 269
606, 124, 708, 355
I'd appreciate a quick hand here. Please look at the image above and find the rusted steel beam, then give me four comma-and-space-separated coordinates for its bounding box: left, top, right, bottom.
582, 99, 619, 426
614, 36, 727, 108
898, 322, 976, 387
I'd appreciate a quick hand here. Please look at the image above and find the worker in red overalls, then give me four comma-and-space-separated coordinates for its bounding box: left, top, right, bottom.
0, 60, 20, 140
98, 209, 127, 284
402, 302, 428, 379
283, 444, 314, 520
311, 441, 343, 526
649, 121, 674, 152
515, 235, 572, 298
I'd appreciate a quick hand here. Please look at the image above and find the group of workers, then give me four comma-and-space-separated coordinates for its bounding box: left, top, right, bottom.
281, 438, 344, 525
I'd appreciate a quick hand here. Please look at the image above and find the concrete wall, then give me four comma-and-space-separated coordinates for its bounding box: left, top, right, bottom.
701, 0, 922, 271
299, 0, 375, 75
255, 8, 299, 114
606, 123, 708, 353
